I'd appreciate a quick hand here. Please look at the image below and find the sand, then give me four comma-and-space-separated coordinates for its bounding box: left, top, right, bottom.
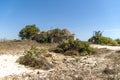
0, 55, 33, 78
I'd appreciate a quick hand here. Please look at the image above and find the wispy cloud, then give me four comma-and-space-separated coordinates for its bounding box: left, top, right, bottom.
104, 29, 120, 32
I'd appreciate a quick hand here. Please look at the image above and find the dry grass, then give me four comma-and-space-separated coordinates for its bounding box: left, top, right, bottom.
0, 40, 57, 55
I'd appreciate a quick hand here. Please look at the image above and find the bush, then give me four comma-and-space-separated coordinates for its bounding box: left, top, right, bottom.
17, 46, 53, 69
99, 37, 117, 45
54, 39, 93, 56
115, 39, 120, 44
54, 47, 64, 53
88, 33, 117, 45
36, 33, 50, 43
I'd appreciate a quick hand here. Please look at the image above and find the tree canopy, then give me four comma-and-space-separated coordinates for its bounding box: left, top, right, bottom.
19, 24, 40, 40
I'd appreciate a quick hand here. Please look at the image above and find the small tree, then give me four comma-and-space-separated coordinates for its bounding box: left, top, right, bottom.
88, 31, 117, 45
19, 24, 40, 40
88, 31, 103, 44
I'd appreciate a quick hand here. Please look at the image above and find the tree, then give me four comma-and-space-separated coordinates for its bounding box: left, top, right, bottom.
19, 24, 40, 40
88, 31, 117, 45
88, 31, 103, 44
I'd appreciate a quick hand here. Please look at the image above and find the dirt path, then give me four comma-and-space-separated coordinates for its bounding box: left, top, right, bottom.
91, 44, 120, 51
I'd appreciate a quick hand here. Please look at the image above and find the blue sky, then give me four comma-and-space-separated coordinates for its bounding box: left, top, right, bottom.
0, 0, 120, 41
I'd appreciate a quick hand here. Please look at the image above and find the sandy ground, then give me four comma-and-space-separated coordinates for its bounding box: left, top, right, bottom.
0, 55, 33, 78
91, 44, 120, 51
0, 44, 120, 79
0, 54, 50, 79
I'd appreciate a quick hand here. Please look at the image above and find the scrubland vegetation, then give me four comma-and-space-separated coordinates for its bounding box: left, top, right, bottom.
54, 39, 93, 55
9, 25, 120, 70
17, 25, 95, 70
0, 25, 120, 80
17, 46, 53, 69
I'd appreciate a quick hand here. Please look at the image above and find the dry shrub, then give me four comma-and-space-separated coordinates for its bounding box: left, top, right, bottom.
54, 39, 94, 56
17, 46, 53, 70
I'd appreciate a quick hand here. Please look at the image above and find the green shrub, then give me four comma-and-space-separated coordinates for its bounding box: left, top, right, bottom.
99, 37, 117, 45
54, 39, 93, 56
37, 33, 49, 43
115, 39, 120, 44
17, 46, 53, 69
88, 31, 117, 45
54, 47, 64, 53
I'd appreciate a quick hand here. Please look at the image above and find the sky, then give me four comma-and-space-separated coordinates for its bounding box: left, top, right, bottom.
0, 0, 120, 41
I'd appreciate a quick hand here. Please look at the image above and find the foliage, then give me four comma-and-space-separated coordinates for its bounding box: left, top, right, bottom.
33, 28, 74, 43
50, 28, 63, 37
115, 39, 120, 44
54, 47, 64, 53
19, 24, 40, 40
99, 37, 117, 45
88, 31, 102, 44
37, 33, 49, 43
17, 46, 52, 69
88, 31, 117, 45
54, 39, 93, 56
49, 28, 71, 37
